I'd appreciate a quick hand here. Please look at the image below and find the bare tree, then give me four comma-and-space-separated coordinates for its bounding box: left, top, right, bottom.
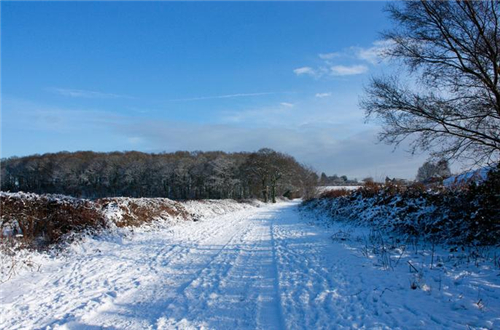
362, 177, 374, 185
361, 0, 500, 165
297, 164, 319, 200
242, 149, 273, 202
416, 159, 451, 183
1, 149, 315, 201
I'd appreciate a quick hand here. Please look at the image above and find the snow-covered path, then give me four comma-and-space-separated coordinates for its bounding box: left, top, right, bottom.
1, 201, 499, 329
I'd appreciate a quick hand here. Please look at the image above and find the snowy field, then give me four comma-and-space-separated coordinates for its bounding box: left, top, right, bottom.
317, 186, 362, 193
1, 201, 499, 329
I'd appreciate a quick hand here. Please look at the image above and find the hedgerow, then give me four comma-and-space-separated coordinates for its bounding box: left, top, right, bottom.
302, 165, 500, 245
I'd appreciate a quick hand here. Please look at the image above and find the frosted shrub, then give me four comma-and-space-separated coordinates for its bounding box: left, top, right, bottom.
303, 165, 500, 245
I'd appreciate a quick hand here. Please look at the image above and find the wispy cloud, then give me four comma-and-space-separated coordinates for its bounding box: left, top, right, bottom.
3, 97, 429, 179
292, 67, 316, 76
293, 67, 327, 78
352, 39, 394, 65
315, 92, 332, 98
116, 120, 428, 179
167, 92, 276, 102
47, 87, 131, 99
293, 64, 367, 78
221, 102, 298, 124
2, 97, 125, 134
330, 65, 368, 76
293, 39, 393, 79
318, 52, 340, 60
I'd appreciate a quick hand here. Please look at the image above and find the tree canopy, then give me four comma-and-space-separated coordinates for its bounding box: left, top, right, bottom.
0, 149, 318, 201
361, 0, 500, 165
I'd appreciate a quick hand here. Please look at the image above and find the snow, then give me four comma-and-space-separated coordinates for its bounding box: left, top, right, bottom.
443, 166, 492, 188
303, 187, 500, 244
1, 201, 499, 329
317, 186, 362, 193
183, 199, 264, 220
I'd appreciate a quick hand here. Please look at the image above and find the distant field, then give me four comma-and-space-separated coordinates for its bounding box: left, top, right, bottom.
317, 186, 362, 193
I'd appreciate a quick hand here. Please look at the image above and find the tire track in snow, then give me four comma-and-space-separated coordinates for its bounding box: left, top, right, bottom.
270, 204, 380, 329
160, 218, 260, 328
4, 201, 485, 330
0, 209, 257, 330
78, 210, 261, 329
167, 213, 286, 330
269, 220, 288, 330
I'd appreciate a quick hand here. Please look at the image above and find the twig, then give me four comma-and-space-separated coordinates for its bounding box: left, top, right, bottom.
394, 245, 406, 267
380, 287, 393, 297
408, 261, 419, 273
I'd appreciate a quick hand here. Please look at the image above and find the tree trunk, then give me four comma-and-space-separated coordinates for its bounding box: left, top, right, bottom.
262, 178, 268, 202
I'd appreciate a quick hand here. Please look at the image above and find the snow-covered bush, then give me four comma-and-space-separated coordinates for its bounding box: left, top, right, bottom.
302, 165, 500, 245
0, 191, 262, 250
1, 192, 106, 248
0, 193, 195, 249
318, 188, 354, 199
97, 197, 190, 227
183, 199, 262, 220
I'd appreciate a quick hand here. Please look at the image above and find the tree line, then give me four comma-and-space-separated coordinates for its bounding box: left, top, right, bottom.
0, 149, 318, 201
318, 173, 359, 186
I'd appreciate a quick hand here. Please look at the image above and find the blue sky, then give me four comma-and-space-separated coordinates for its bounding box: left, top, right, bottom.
1, 1, 429, 179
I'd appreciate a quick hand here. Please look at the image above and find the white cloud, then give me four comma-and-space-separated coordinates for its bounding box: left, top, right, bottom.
293, 67, 316, 76
219, 93, 364, 128
318, 52, 340, 60
294, 64, 367, 78
280, 102, 294, 108
315, 92, 332, 98
330, 65, 368, 76
116, 121, 429, 179
48, 87, 130, 99
294, 39, 394, 79
3, 97, 430, 179
354, 39, 394, 65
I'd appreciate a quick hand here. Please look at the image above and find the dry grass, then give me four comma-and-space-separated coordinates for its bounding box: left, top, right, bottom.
319, 189, 355, 199
0, 193, 192, 249
96, 198, 190, 227
1, 193, 105, 248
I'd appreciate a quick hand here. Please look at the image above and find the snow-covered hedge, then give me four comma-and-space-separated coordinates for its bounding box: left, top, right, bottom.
1, 192, 106, 248
443, 166, 492, 188
1, 192, 260, 249
301, 166, 500, 245
97, 197, 191, 227
183, 199, 263, 220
